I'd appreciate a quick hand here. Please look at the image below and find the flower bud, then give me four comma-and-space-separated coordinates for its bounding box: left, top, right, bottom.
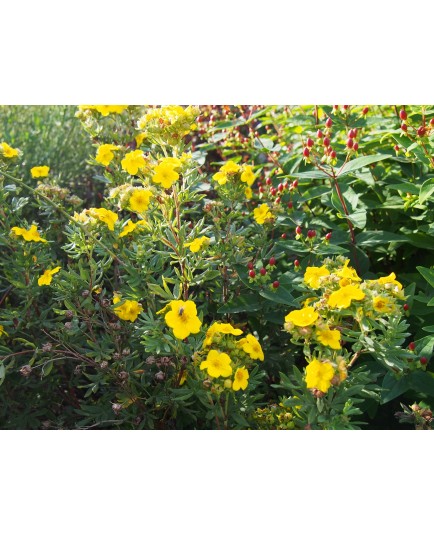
20, 365, 32, 377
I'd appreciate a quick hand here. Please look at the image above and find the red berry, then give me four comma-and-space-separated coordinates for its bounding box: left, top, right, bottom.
281, 233, 287, 239
307, 138, 314, 148
259, 186, 265, 193
272, 281, 280, 289
292, 180, 298, 188
333, 105, 339, 110
287, 201, 293, 209
269, 257, 276, 266
325, 117, 333, 128
420, 357, 428, 365
325, 232, 332, 241
348, 129, 356, 138
296, 226, 302, 235
270, 187, 277, 196
346, 138, 354, 149
401, 123, 408, 132
275, 197, 281, 204
394, 145, 399, 152
294, 259, 300, 267
249, 270, 256, 278
317, 129, 323, 139
248, 262, 254, 270
260, 267, 267, 276
408, 342, 416, 351
403, 303, 409, 311
330, 150, 337, 158
343, 105, 349, 110
362, 107, 369, 115
417, 126, 427, 137
323, 137, 330, 147
278, 183, 284, 192
353, 142, 359, 151
430, 118, 434, 126
266, 177, 272, 185
307, 229, 316, 239
399, 109, 407, 121
303, 147, 310, 158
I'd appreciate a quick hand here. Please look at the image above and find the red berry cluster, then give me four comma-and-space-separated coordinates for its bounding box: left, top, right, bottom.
399, 107, 433, 139
247, 257, 279, 289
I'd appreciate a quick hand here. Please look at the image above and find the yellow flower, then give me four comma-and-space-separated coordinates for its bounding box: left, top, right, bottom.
129, 189, 153, 213
87, 208, 118, 231
37, 266, 61, 286
72, 210, 92, 225
200, 349, 233, 378
113, 298, 143, 322
184, 236, 210, 253
253, 203, 273, 224
316, 328, 341, 350
304, 266, 330, 289
95, 144, 119, 166
135, 132, 147, 147
334, 259, 361, 283
11, 225, 47, 243
119, 219, 147, 238
164, 300, 202, 339
0, 325, 7, 337
203, 322, 243, 347
372, 296, 394, 313
213, 171, 228, 185
240, 165, 255, 186
328, 285, 365, 309
94, 105, 128, 116
238, 333, 264, 361
220, 161, 240, 174
121, 150, 146, 175
305, 359, 335, 393
31, 166, 50, 178
285, 306, 318, 327
232, 366, 249, 391
152, 161, 179, 188
1, 142, 19, 158
377, 272, 403, 291
244, 187, 253, 199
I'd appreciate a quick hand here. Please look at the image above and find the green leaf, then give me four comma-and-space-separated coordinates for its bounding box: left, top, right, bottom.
218, 294, 262, 314
409, 371, 434, 397
416, 266, 434, 289
0, 362, 5, 386
337, 210, 367, 229
253, 137, 274, 150
419, 178, 434, 205
356, 231, 409, 247
338, 154, 390, 176
381, 372, 410, 404
259, 285, 295, 306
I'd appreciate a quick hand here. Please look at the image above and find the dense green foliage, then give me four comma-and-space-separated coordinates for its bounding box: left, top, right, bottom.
1, 104, 433, 429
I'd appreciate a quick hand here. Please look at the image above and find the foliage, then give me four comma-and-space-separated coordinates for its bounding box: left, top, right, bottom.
1, 104, 434, 429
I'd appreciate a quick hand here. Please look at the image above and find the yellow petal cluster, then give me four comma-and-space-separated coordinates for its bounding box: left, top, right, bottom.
328, 285, 365, 309
164, 300, 202, 339
184, 236, 210, 253
129, 189, 153, 213
253, 204, 273, 225
238, 334, 264, 361
95, 144, 119, 166
304, 266, 330, 289
38, 266, 61, 286
285, 306, 318, 327
121, 150, 146, 175
305, 359, 335, 393
200, 349, 233, 378
113, 297, 143, 322
31, 166, 50, 178
11, 225, 47, 243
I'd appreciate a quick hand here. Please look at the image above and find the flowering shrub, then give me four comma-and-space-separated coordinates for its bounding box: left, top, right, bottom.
1, 104, 434, 429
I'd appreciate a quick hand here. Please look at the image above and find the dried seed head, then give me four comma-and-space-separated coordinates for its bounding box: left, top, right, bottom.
112, 403, 122, 415
108, 322, 121, 331
122, 348, 131, 356
100, 360, 109, 370
42, 342, 53, 353
155, 371, 165, 381
81, 290, 90, 298
65, 310, 74, 319
20, 365, 32, 377
145, 356, 156, 365
113, 352, 122, 361
118, 371, 129, 380
101, 299, 110, 308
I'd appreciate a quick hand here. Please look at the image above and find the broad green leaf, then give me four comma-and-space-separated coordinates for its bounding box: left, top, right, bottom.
259, 285, 295, 306
409, 371, 434, 397
356, 231, 409, 246
338, 154, 390, 176
416, 266, 434, 289
218, 294, 262, 314
419, 178, 434, 205
381, 372, 410, 404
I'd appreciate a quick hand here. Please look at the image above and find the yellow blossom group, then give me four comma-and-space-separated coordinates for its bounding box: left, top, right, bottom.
113, 295, 143, 322
38, 266, 61, 286
11, 225, 47, 243
163, 300, 202, 340
31, 166, 50, 178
